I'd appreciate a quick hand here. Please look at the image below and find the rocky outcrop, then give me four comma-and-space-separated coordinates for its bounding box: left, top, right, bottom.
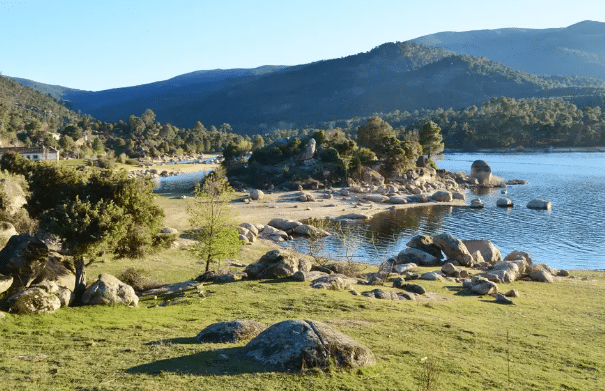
81, 274, 139, 307
406, 235, 443, 261
241, 319, 375, 371
430, 191, 453, 202
470, 160, 492, 185
0, 233, 75, 292
196, 320, 268, 343
396, 247, 440, 266
244, 249, 309, 279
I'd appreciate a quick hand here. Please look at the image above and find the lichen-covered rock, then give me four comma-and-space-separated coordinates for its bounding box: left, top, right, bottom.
244, 249, 302, 279
8, 287, 61, 314
310, 274, 357, 290
196, 320, 268, 343
81, 274, 138, 307
250, 189, 264, 201
241, 319, 375, 371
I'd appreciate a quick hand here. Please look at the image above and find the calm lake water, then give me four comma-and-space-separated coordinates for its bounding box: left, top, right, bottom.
286, 152, 605, 270
152, 170, 210, 192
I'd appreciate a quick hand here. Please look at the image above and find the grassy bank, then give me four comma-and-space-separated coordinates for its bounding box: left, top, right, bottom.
1, 238, 604, 390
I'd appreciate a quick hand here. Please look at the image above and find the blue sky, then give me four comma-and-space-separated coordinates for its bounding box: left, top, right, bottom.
0, 0, 600, 91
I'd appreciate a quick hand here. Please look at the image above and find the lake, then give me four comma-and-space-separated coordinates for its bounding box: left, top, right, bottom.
286, 152, 605, 271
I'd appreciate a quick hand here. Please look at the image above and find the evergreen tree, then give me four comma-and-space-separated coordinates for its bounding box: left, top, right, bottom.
419, 121, 444, 159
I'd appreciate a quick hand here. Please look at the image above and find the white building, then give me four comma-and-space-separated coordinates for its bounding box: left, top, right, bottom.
0, 146, 60, 161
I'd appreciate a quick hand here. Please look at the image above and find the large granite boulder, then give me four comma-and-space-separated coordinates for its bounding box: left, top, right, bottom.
268, 218, 302, 233
196, 320, 268, 343
463, 240, 502, 264
0, 221, 17, 245
496, 198, 514, 208
7, 286, 62, 314
258, 226, 289, 242
406, 235, 443, 260
0, 177, 27, 216
470, 160, 492, 185
485, 262, 520, 283
0, 274, 13, 294
432, 233, 473, 266
1, 233, 76, 293
244, 249, 308, 279
250, 189, 264, 201
298, 138, 316, 161
81, 274, 139, 307
396, 248, 440, 267
241, 319, 375, 371
469, 198, 484, 209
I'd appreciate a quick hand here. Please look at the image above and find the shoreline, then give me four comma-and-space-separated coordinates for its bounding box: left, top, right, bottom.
444, 146, 605, 154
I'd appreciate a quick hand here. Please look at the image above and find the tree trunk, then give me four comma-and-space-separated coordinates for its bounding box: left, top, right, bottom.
73, 258, 86, 306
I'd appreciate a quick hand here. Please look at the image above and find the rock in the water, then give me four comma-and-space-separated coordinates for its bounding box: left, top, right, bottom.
292, 224, 329, 237
241, 319, 375, 371
196, 320, 268, 343
258, 226, 289, 242
8, 287, 62, 314
463, 240, 502, 264
82, 274, 139, 307
452, 192, 465, 201
527, 199, 552, 210
470, 160, 492, 184
310, 274, 357, 290
469, 198, 484, 209
244, 249, 307, 279
496, 198, 514, 208
506, 179, 528, 185
432, 233, 473, 266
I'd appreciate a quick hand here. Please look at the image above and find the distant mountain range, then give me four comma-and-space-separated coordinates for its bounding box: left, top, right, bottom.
10, 20, 605, 133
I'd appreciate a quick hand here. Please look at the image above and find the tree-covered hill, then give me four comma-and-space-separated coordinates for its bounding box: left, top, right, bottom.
413, 20, 605, 81
0, 75, 83, 147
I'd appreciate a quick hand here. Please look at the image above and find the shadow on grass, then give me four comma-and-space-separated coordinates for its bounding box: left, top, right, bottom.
145, 337, 198, 345
259, 277, 297, 284
127, 347, 272, 376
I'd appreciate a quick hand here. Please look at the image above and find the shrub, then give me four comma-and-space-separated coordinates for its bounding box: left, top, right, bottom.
118, 267, 162, 292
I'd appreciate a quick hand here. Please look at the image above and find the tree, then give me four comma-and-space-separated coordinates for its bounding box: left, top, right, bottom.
419, 121, 444, 159
357, 116, 397, 158
188, 171, 241, 272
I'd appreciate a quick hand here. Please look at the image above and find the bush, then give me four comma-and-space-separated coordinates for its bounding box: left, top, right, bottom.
118, 267, 162, 292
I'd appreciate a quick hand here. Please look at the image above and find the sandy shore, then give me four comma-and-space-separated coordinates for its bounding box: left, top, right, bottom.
230, 189, 466, 226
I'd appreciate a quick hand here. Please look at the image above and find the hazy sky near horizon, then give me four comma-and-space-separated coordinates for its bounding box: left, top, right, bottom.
1, 0, 601, 91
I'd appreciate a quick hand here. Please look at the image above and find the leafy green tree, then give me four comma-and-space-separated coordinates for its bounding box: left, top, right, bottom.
188, 171, 241, 272
357, 116, 397, 158
419, 121, 444, 159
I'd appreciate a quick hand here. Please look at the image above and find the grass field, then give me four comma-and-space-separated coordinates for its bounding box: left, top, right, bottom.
1, 194, 604, 390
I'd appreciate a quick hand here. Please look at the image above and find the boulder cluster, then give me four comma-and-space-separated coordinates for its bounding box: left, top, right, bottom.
0, 233, 139, 315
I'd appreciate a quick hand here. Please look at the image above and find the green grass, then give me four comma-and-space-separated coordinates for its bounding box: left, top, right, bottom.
2, 257, 604, 390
